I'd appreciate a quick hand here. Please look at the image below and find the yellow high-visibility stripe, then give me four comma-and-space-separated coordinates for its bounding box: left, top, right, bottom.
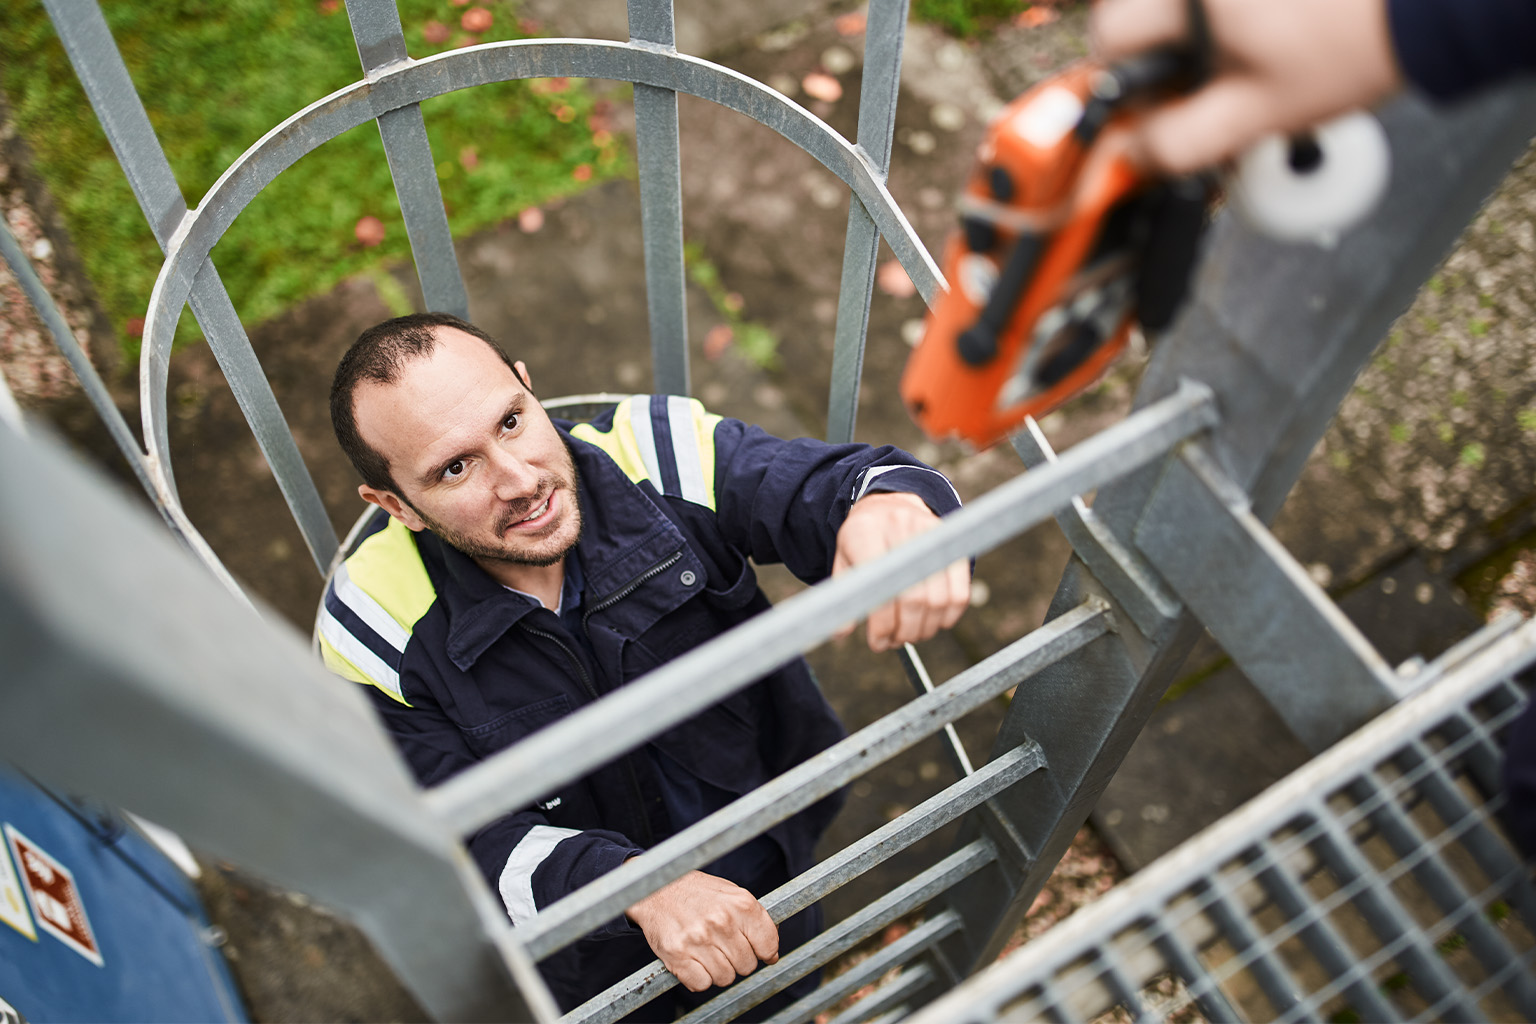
319, 634, 410, 706
571, 400, 649, 484
571, 396, 722, 510
345, 518, 436, 633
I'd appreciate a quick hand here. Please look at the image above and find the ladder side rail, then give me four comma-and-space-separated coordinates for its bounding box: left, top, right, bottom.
343, 1, 471, 318
628, 0, 691, 396
43, 0, 339, 575
1135, 443, 1403, 751
826, 0, 911, 445
929, 82, 1536, 981
0, 423, 550, 1022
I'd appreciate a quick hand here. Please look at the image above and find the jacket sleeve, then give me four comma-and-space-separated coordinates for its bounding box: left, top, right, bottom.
709, 414, 963, 584
361, 682, 646, 939
1389, 0, 1536, 100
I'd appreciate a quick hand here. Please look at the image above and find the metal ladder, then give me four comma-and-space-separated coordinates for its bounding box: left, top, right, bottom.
3, 1, 1534, 1020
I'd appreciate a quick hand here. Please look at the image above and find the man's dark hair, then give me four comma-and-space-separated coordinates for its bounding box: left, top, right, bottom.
331, 312, 523, 491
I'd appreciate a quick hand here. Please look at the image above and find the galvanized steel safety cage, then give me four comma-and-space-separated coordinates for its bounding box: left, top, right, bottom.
2, 1, 1535, 1022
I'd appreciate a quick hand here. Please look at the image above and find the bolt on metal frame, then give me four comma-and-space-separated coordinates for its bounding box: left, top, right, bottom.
6, 1, 1535, 1022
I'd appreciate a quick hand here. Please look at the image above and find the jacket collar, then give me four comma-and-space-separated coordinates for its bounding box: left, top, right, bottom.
424, 423, 701, 671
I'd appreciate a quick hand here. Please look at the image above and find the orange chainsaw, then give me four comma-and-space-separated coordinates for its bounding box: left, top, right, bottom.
901, 47, 1212, 449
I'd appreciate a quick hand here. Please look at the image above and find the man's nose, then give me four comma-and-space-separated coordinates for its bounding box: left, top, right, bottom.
487, 447, 538, 500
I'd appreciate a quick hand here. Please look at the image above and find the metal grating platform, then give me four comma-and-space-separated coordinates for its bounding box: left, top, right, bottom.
908, 618, 1536, 1024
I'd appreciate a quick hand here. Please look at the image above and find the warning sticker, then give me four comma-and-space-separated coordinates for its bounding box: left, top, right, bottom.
0, 832, 34, 941
5, 826, 102, 966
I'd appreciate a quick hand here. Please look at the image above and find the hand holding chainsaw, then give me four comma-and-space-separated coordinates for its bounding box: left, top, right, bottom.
1091, 0, 1403, 174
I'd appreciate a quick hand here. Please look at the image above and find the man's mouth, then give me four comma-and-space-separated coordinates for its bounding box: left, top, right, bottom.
520, 496, 551, 522
506, 491, 556, 531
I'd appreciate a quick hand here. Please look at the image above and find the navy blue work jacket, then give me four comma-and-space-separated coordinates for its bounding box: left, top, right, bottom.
318, 395, 962, 1008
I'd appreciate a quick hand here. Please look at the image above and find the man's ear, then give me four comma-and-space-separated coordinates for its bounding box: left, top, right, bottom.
514, 359, 534, 394
359, 484, 427, 532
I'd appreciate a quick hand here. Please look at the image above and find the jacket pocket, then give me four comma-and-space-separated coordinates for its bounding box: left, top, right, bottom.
703, 548, 759, 610
464, 694, 572, 757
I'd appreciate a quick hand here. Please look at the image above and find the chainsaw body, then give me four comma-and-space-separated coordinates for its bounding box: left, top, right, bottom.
901, 60, 1207, 449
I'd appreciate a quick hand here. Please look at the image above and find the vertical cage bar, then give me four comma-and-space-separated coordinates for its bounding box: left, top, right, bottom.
627, 0, 689, 396
344, 0, 471, 318
900, 643, 975, 777
1253, 839, 1399, 1022
43, 0, 339, 574
826, 0, 909, 444
0, 220, 154, 500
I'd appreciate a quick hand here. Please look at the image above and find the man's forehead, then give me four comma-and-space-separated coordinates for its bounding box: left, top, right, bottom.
353, 329, 524, 465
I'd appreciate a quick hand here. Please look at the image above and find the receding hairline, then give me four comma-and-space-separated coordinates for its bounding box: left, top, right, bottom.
348, 324, 531, 486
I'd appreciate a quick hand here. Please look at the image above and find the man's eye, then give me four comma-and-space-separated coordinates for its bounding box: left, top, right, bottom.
443, 459, 466, 480
503, 413, 521, 432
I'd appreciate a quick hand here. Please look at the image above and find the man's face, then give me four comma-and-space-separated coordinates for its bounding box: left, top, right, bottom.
352, 327, 582, 568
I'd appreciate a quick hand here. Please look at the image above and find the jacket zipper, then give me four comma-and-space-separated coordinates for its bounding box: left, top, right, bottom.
517, 620, 655, 846
581, 549, 684, 633
569, 548, 684, 846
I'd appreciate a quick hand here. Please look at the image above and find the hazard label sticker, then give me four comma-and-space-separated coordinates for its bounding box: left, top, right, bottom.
5, 826, 102, 966
0, 832, 34, 941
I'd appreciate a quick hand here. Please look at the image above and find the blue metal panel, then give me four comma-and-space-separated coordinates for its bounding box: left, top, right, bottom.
0, 769, 246, 1023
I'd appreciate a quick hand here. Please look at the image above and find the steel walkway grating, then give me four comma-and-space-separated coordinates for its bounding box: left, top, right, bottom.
908, 622, 1536, 1024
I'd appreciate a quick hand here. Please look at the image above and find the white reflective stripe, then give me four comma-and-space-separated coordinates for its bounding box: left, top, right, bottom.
666, 395, 710, 506
332, 563, 410, 654
317, 605, 403, 702
852, 464, 963, 507
627, 396, 664, 486
499, 826, 582, 927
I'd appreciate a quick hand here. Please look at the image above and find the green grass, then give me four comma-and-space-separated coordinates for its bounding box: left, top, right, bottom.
683, 241, 782, 371
1, 0, 625, 355
912, 0, 1031, 38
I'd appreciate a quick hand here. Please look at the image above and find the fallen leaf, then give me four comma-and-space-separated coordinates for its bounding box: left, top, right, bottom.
572, 163, 593, 182
354, 215, 386, 247
1015, 6, 1060, 28
422, 20, 450, 45
461, 7, 493, 33
518, 17, 541, 34
126, 317, 145, 338
459, 146, 479, 170
517, 207, 544, 233
703, 324, 733, 360
316, 0, 340, 14
834, 10, 867, 36
801, 72, 843, 103
876, 258, 916, 298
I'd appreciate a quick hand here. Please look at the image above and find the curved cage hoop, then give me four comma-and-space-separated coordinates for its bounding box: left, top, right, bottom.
138, 37, 944, 528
